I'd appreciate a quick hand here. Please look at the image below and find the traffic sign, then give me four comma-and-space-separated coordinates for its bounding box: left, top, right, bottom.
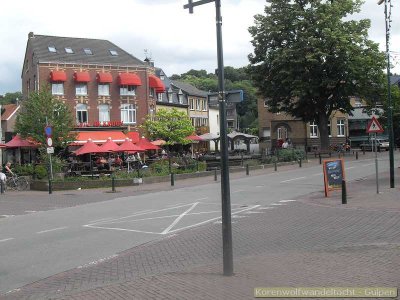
46, 137, 53, 147
46, 147, 54, 154
44, 125, 53, 137
366, 116, 384, 133
208, 90, 244, 105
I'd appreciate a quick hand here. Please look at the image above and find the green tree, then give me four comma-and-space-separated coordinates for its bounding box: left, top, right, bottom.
15, 86, 76, 150
1, 92, 23, 105
248, 0, 385, 149
141, 108, 195, 146
376, 83, 400, 144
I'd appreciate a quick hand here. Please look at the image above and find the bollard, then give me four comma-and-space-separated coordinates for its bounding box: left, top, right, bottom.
274, 160, 277, 171
196, 160, 199, 172
246, 164, 249, 176
1, 180, 4, 194
356, 151, 358, 160
48, 179, 53, 194
319, 154, 322, 164
111, 174, 116, 192
241, 153, 244, 166
214, 168, 217, 181
341, 180, 347, 204
363, 148, 365, 155
299, 158, 302, 168
171, 173, 175, 186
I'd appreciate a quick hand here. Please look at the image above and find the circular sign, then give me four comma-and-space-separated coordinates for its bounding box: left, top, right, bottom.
45, 126, 53, 137
46, 137, 53, 147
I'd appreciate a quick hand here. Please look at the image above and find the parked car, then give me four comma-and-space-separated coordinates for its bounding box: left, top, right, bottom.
360, 139, 390, 152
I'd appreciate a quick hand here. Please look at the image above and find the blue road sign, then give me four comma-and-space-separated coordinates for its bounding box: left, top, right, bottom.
45, 125, 53, 137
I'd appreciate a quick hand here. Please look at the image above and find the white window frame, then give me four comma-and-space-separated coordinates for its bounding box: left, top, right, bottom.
76, 104, 88, 124
337, 119, 345, 137
48, 45, 57, 53
65, 47, 74, 54
168, 92, 173, 103
189, 99, 195, 110
83, 48, 93, 55
98, 104, 110, 123
328, 121, 332, 137
179, 94, 184, 104
202, 99, 208, 111
52, 82, 64, 95
121, 104, 136, 124
310, 122, 318, 138
98, 84, 110, 96
75, 83, 88, 96
196, 99, 200, 111
120, 85, 136, 96
157, 93, 163, 102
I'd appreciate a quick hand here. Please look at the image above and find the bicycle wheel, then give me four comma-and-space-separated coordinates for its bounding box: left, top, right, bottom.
6, 177, 17, 190
16, 177, 29, 191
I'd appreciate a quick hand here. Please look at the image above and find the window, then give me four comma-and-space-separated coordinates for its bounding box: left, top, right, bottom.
98, 84, 110, 96
149, 107, 155, 121
120, 85, 136, 96
179, 93, 184, 104
168, 92, 173, 103
157, 93, 163, 101
109, 50, 118, 56
48, 45, 56, 53
121, 104, 136, 124
189, 99, 195, 110
328, 121, 331, 137
83, 48, 93, 55
76, 104, 88, 124
98, 104, 110, 123
65, 47, 74, 54
227, 121, 234, 128
263, 100, 268, 107
52, 83, 64, 95
149, 88, 155, 98
310, 121, 318, 138
337, 119, 345, 137
202, 99, 207, 111
196, 99, 200, 111
75, 83, 88, 96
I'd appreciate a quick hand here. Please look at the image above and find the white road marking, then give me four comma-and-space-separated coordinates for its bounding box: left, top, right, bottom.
345, 167, 355, 170
311, 173, 322, 176
83, 225, 163, 235
279, 200, 297, 203
280, 177, 306, 183
36, 227, 68, 234
0, 238, 14, 243
362, 163, 375, 167
88, 217, 116, 223
25, 210, 37, 213
271, 203, 286, 206
232, 190, 245, 193
255, 185, 264, 188
244, 211, 264, 214
162, 202, 199, 234
0, 215, 15, 218
77, 254, 118, 269
258, 207, 274, 210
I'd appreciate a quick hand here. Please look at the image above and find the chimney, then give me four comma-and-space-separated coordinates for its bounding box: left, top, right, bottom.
28, 32, 34, 38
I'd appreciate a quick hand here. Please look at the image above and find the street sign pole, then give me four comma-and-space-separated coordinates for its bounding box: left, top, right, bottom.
45, 122, 53, 180
374, 133, 379, 194
184, 0, 233, 276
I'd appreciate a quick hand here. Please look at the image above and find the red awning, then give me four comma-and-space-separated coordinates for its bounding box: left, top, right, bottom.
118, 73, 142, 86
70, 131, 128, 145
74, 71, 91, 83
5, 135, 39, 148
75, 139, 107, 156
96, 73, 113, 83
137, 138, 160, 150
116, 138, 145, 152
50, 70, 67, 82
126, 131, 140, 143
149, 75, 165, 93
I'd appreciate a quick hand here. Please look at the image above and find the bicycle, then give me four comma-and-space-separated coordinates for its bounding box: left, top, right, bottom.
6, 174, 29, 191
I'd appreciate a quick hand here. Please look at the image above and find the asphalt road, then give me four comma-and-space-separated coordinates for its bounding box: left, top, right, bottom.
0, 154, 393, 293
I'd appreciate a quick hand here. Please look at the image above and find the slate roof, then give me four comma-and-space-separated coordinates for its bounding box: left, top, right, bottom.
27, 34, 144, 66
171, 80, 208, 97
390, 75, 400, 86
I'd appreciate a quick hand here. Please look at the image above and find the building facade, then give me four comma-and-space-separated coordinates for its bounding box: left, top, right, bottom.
21, 33, 165, 134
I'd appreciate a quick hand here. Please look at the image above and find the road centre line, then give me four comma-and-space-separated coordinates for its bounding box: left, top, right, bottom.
0, 238, 14, 243
162, 202, 199, 234
279, 200, 297, 202
280, 177, 306, 183
36, 227, 68, 234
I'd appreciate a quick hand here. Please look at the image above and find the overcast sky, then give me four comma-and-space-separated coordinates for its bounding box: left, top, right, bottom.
0, 0, 398, 95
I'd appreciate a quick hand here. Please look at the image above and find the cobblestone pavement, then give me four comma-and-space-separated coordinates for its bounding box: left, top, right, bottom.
2, 164, 399, 299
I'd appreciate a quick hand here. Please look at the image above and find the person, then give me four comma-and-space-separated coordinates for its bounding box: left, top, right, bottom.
282, 139, 289, 149
0, 162, 13, 184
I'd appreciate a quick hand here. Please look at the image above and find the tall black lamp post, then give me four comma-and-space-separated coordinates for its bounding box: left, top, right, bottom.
184, 0, 233, 276
378, 0, 395, 188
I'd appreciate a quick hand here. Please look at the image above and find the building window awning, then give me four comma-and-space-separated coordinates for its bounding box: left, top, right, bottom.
96, 73, 113, 83
74, 71, 91, 83
70, 131, 128, 145
50, 70, 67, 82
149, 74, 165, 93
118, 73, 142, 86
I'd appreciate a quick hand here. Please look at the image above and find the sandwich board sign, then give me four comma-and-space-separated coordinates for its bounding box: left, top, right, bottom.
366, 116, 384, 133
323, 159, 345, 197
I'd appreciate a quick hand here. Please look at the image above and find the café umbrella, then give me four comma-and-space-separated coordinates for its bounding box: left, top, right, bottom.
116, 138, 145, 172
74, 139, 109, 177
185, 134, 203, 158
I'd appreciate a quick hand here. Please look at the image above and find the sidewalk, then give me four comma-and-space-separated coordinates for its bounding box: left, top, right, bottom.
2, 152, 400, 300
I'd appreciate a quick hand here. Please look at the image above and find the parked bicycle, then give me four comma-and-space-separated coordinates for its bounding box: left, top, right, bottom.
5, 174, 29, 191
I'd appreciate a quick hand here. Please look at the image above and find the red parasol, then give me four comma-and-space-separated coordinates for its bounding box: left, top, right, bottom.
98, 137, 120, 152
151, 139, 166, 146
116, 138, 145, 153
75, 139, 108, 156
5, 135, 39, 148
186, 134, 203, 142
137, 137, 160, 150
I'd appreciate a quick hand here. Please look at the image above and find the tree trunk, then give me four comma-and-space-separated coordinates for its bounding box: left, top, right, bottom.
318, 113, 330, 151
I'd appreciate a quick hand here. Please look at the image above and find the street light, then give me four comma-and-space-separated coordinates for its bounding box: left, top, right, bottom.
378, 0, 395, 188
184, 0, 233, 276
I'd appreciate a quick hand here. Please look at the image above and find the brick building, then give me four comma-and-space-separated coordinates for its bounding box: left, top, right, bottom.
21, 32, 165, 137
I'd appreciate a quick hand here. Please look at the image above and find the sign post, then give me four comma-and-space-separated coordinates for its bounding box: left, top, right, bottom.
366, 116, 384, 194
45, 125, 54, 180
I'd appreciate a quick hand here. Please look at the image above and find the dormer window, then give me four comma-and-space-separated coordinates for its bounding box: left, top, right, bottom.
83, 48, 93, 55
109, 50, 118, 56
48, 46, 57, 53
65, 47, 74, 54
